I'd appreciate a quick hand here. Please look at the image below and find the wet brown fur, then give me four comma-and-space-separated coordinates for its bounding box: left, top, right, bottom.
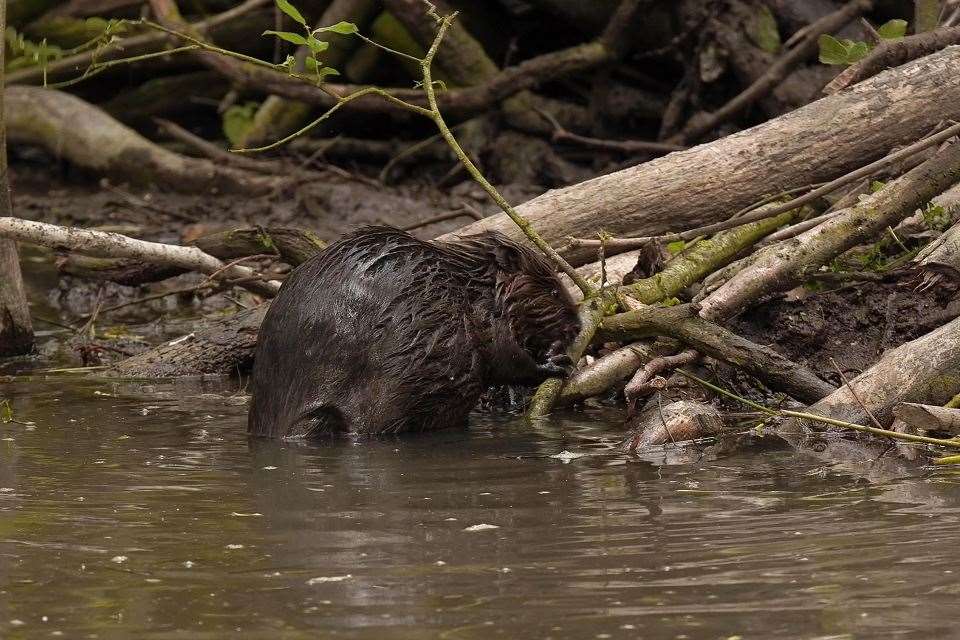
248, 226, 580, 438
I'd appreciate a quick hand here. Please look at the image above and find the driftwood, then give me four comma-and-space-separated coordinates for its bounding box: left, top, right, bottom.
108, 306, 267, 377
441, 46, 960, 266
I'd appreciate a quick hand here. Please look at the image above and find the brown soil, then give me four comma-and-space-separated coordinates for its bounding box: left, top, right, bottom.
730, 275, 960, 384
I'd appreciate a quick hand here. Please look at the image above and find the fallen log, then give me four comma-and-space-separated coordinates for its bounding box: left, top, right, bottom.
0, 218, 280, 298
58, 226, 326, 285
108, 305, 267, 377
5, 87, 282, 195
441, 46, 960, 266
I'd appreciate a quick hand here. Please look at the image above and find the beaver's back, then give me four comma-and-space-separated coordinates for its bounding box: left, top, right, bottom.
248, 227, 495, 438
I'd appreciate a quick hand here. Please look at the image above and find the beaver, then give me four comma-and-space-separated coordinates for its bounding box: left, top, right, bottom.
247, 225, 580, 438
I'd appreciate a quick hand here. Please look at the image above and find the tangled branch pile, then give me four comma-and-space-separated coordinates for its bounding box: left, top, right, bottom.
4, 0, 960, 470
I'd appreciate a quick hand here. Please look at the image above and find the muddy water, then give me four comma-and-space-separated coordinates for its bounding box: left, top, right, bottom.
1, 378, 960, 640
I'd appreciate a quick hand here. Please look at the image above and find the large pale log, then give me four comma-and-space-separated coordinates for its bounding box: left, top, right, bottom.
441, 46, 960, 266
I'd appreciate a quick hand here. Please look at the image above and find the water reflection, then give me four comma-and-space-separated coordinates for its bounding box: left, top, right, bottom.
1, 378, 960, 639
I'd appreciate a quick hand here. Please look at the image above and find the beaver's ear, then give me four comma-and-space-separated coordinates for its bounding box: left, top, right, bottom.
491, 242, 526, 273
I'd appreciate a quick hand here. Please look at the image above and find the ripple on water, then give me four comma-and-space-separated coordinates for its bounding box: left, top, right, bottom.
0, 378, 959, 639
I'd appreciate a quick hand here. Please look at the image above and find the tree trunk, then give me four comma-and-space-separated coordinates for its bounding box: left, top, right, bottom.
440, 46, 960, 266
0, 0, 34, 358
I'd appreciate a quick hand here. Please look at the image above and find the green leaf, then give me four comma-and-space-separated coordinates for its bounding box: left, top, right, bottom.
305, 58, 340, 83
222, 102, 259, 146
262, 30, 307, 45
314, 21, 358, 35
748, 5, 781, 53
846, 40, 869, 63
818, 34, 849, 65
877, 18, 908, 40
306, 35, 329, 54
319, 66, 340, 78
275, 0, 306, 26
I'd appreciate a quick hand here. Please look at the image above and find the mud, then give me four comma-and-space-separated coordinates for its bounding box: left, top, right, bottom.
731, 275, 959, 383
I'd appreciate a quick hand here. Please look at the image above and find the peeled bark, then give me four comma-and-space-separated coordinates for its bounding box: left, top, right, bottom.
622, 400, 724, 451
440, 46, 960, 266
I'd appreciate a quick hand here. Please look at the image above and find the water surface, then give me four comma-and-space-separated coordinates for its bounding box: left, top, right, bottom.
1, 377, 959, 639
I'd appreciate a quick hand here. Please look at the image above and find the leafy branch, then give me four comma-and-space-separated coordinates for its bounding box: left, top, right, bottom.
53, 0, 593, 297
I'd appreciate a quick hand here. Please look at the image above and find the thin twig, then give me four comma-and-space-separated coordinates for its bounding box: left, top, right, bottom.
830, 357, 885, 430
536, 106, 685, 155
419, 11, 594, 297
400, 207, 482, 231
80, 283, 216, 318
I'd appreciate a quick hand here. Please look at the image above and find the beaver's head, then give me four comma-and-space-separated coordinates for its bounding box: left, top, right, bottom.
485, 233, 581, 362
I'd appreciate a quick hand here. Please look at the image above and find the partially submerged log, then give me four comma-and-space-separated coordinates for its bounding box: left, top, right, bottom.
621, 400, 723, 451
108, 306, 267, 377
442, 46, 960, 266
